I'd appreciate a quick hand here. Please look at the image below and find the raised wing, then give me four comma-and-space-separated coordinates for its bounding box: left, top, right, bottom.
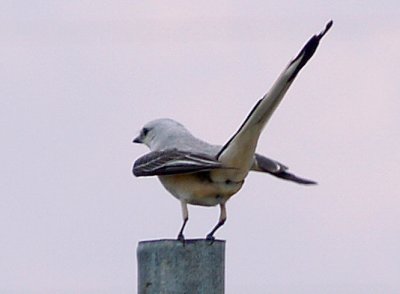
216, 21, 332, 181
133, 149, 226, 177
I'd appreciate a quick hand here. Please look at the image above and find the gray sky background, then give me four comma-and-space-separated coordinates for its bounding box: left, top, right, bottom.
2, 1, 400, 293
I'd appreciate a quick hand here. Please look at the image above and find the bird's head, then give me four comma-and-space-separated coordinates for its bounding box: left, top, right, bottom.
133, 118, 187, 150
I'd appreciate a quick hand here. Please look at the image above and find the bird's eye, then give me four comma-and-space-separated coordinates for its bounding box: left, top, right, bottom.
142, 128, 149, 136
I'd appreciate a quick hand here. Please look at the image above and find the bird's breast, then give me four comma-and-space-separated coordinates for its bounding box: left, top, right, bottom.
158, 172, 243, 206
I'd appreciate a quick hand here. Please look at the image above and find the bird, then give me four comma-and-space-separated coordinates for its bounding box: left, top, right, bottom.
132, 21, 333, 241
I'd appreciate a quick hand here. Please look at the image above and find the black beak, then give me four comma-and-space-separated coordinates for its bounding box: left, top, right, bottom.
133, 136, 142, 144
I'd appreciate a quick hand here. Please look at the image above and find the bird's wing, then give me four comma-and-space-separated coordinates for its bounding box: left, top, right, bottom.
216, 21, 332, 181
252, 153, 317, 185
133, 149, 228, 177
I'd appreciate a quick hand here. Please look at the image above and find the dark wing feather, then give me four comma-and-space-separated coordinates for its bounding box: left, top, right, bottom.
253, 154, 317, 185
133, 149, 224, 177
217, 21, 333, 161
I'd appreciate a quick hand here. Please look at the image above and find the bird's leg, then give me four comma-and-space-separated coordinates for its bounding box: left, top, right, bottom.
177, 201, 188, 242
206, 203, 227, 242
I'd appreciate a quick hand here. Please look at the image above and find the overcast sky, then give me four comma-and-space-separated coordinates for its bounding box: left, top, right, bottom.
1, 1, 400, 293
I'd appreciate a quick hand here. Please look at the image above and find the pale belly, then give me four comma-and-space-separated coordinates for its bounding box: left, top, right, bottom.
158, 173, 244, 206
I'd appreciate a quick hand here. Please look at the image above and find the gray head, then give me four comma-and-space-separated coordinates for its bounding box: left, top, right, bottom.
133, 118, 190, 150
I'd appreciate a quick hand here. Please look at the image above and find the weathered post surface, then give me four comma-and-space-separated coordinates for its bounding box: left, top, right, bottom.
137, 239, 225, 294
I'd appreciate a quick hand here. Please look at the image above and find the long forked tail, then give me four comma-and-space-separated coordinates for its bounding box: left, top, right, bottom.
252, 154, 317, 185
216, 21, 333, 181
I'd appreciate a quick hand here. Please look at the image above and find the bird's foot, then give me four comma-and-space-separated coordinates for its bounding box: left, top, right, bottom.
206, 234, 215, 245
177, 233, 186, 245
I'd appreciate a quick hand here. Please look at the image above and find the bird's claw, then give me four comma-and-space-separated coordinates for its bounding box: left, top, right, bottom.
206, 234, 215, 245
177, 233, 186, 245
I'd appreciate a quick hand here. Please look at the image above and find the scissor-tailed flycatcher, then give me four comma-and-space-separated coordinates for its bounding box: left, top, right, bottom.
133, 21, 332, 241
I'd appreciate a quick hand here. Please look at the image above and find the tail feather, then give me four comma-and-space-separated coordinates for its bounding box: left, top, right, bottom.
270, 170, 317, 185
253, 153, 317, 185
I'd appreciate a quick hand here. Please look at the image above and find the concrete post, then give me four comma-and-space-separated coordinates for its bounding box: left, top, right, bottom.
137, 239, 225, 294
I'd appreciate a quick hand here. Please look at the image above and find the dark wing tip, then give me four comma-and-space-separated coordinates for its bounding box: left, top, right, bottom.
132, 150, 167, 177
132, 149, 225, 177
132, 167, 141, 177
319, 20, 333, 39
287, 21, 333, 82
132, 159, 146, 177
